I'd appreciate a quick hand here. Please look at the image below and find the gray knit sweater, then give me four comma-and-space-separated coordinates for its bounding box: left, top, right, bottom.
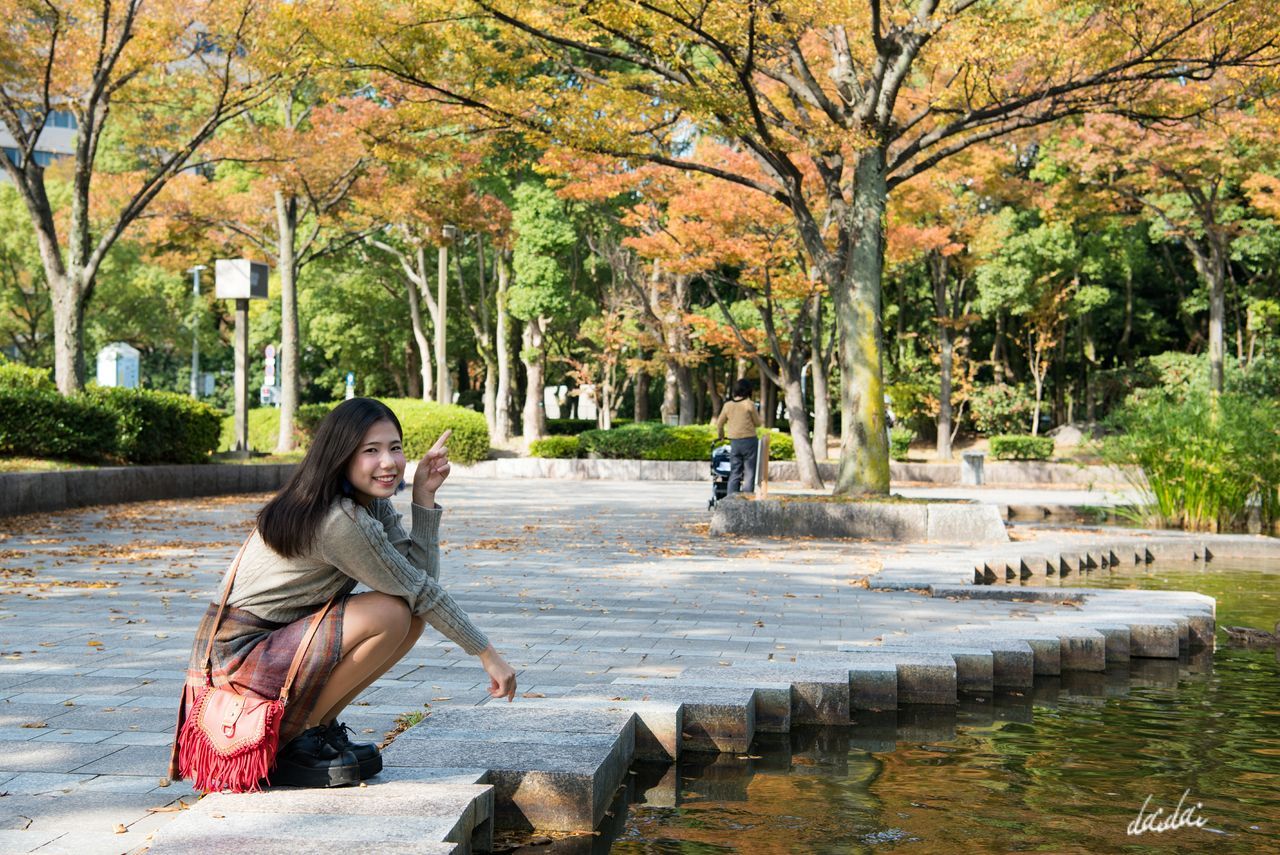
227, 497, 490, 655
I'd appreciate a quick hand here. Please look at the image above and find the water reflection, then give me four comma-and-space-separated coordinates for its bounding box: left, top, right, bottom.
590, 562, 1279, 854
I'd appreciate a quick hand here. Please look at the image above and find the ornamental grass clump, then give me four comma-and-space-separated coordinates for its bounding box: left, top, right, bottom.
1103, 390, 1280, 531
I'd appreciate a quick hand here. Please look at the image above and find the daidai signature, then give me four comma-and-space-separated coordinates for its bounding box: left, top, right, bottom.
1127, 789, 1208, 836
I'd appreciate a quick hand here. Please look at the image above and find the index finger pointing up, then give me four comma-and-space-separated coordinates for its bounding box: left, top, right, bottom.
428, 429, 453, 454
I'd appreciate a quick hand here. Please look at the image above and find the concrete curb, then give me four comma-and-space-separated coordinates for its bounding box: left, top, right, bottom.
0, 464, 297, 518
709, 497, 1010, 543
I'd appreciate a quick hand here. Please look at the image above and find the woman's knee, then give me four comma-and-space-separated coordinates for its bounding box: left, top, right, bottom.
342, 593, 412, 649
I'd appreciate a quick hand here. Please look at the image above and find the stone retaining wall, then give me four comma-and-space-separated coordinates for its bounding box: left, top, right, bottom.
0, 463, 297, 518
456, 457, 1133, 486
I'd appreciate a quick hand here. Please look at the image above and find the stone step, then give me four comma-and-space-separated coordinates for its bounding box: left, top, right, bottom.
571, 681, 758, 754
147, 766, 492, 855
386, 704, 635, 832
617, 675, 792, 733
514, 693, 682, 761
800, 649, 961, 706
673, 664, 852, 725
847, 634, 1036, 690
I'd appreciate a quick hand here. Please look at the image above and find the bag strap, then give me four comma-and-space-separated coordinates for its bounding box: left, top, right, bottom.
202, 530, 338, 705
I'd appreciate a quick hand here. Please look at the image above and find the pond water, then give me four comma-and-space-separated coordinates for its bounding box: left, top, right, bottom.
603, 559, 1280, 854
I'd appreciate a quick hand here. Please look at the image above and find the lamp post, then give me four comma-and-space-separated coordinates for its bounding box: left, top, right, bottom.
436, 223, 458, 404
188, 265, 207, 398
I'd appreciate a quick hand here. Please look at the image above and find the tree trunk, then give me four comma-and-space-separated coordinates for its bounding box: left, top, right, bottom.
676, 362, 696, 425
494, 251, 514, 442
760, 372, 776, 428
1204, 247, 1226, 396
1120, 265, 1134, 366
992, 312, 1007, 384
521, 317, 547, 442
780, 371, 823, 488
810, 299, 831, 463
634, 368, 649, 422
931, 252, 953, 461
405, 269, 434, 401
50, 276, 87, 394
276, 191, 299, 453
705, 369, 722, 421
1082, 311, 1097, 423
661, 361, 678, 423
829, 150, 890, 495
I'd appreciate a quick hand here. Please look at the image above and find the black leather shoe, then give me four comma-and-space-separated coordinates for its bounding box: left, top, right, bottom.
325, 720, 383, 779
271, 725, 360, 788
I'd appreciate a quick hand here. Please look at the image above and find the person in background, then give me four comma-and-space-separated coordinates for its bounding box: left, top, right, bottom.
715, 378, 764, 496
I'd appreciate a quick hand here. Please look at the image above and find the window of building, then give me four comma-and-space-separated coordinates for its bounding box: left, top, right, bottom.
48, 111, 78, 130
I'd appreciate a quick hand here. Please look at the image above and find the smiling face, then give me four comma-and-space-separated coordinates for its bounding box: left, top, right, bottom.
344, 419, 406, 506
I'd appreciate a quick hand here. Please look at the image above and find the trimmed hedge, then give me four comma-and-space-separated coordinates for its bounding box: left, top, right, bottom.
530, 436, 581, 458
890, 427, 913, 461
577, 422, 795, 461
0, 360, 55, 392
0, 387, 118, 461
87, 387, 222, 464
225, 399, 491, 464
989, 434, 1054, 461
546, 418, 632, 435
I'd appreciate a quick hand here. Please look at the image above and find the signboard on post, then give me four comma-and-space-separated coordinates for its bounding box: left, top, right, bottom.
214, 259, 269, 300
216, 259, 270, 455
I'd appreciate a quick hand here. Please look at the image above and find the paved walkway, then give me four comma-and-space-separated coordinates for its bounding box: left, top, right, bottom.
0, 479, 1261, 853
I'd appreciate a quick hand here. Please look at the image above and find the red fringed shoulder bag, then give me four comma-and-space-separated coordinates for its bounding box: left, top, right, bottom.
171, 535, 336, 793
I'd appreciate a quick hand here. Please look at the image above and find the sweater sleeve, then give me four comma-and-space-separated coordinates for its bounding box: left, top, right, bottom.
370, 498, 440, 578
318, 502, 490, 655
714, 403, 728, 431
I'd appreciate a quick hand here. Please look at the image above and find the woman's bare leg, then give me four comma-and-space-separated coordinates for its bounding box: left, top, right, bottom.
304, 592, 413, 730
316, 616, 425, 724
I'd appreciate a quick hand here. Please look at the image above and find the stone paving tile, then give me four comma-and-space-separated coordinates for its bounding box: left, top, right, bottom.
2, 479, 1273, 849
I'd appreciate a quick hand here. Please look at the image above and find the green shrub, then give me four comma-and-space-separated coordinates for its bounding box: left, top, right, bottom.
890, 427, 913, 461
530, 436, 581, 458
580, 422, 668, 458
234, 399, 491, 464
546, 417, 633, 435
989, 434, 1054, 461
970, 383, 1036, 435
759, 428, 794, 461
0, 360, 55, 392
1102, 390, 1280, 531
87, 387, 222, 464
576, 423, 797, 461
220, 407, 290, 453
0, 387, 117, 461
886, 378, 935, 436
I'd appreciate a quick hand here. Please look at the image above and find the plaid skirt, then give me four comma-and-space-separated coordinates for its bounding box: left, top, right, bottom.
168, 598, 346, 779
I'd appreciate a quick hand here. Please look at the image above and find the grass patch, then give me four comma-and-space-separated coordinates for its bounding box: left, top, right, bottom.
0, 456, 99, 473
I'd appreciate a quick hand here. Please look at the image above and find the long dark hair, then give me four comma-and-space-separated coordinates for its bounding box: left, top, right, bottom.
257, 397, 402, 558
731, 378, 753, 401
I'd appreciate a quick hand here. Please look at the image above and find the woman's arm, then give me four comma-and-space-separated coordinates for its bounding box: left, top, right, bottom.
319, 507, 490, 655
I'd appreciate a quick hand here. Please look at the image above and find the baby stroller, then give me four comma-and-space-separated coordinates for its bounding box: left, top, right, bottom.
709, 442, 732, 509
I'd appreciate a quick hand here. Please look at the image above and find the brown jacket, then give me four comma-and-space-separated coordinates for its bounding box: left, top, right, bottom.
715, 398, 762, 439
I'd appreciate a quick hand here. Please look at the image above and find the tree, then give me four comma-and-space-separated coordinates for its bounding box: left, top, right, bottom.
1064, 103, 1276, 395
339, 0, 1280, 493
155, 94, 378, 450
509, 180, 579, 442
0, 0, 280, 392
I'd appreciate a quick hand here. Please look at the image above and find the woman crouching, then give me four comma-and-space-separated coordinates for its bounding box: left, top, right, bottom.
171, 397, 516, 789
